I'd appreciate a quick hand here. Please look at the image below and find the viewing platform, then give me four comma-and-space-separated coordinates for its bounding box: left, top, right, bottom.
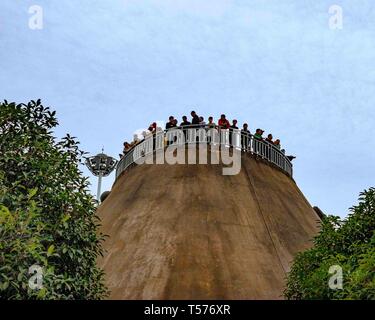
115, 124, 293, 180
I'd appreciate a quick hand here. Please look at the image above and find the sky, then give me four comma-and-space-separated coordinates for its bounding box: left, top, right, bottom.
1, 0, 374, 218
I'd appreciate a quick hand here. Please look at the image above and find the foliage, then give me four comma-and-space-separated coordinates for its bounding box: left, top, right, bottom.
0, 100, 107, 299
285, 188, 375, 299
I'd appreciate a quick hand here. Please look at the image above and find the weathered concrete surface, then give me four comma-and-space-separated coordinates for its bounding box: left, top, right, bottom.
97, 153, 320, 299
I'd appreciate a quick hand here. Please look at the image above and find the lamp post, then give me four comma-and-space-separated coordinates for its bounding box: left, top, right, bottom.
85, 149, 117, 201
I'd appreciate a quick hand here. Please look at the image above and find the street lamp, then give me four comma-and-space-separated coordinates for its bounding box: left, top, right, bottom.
85, 149, 117, 201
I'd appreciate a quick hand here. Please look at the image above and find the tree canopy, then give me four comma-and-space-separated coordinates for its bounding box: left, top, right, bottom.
0, 100, 107, 299
285, 188, 375, 299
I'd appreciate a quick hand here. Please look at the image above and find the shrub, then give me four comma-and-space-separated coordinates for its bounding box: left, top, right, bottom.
285, 188, 375, 299
0, 100, 107, 299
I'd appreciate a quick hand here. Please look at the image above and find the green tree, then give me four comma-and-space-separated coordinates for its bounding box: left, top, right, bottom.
285, 188, 375, 299
0, 100, 107, 299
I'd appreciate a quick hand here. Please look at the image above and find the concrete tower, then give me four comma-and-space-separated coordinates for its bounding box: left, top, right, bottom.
97, 129, 320, 299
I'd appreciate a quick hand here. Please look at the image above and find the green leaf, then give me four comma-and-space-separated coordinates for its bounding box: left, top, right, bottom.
61, 214, 71, 223
47, 245, 55, 257
17, 272, 24, 282
28, 188, 38, 199
37, 287, 47, 299
1, 281, 9, 290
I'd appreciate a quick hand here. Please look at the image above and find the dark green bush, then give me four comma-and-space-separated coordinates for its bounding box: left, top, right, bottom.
285, 188, 375, 299
0, 100, 107, 299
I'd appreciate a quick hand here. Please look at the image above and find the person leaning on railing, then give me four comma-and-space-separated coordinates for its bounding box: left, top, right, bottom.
165, 116, 178, 145
241, 123, 251, 152
119, 141, 132, 158
207, 116, 216, 129
191, 110, 200, 125
206, 117, 217, 144
166, 116, 177, 130
273, 139, 281, 150
229, 119, 239, 146
199, 116, 206, 127
148, 122, 157, 134
265, 134, 273, 144
190, 111, 202, 142
254, 128, 264, 140
264, 134, 272, 158
179, 115, 191, 142
230, 119, 238, 130
218, 114, 230, 129
131, 134, 140, 147
180, 115, 191, 126
253, 128, 264, 156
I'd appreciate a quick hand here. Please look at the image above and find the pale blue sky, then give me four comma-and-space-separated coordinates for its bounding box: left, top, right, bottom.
1, 0, 374, 217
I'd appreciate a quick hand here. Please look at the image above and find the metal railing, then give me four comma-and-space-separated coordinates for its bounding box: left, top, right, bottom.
115, 124, 293, 179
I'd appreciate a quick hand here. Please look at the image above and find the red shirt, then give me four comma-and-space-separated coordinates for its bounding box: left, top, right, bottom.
148, 123, 157, 132
218, 119, 230, 129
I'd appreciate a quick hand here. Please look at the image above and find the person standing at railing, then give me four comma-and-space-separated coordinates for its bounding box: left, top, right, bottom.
131, 134, 140, 147
254, 128, 264, 140
218, 114, 231, 146
207, 116, 216, 129
190, 111, 201, 142
166, 116, 177, 130
120, 141, 131, 158
273, 140, 285, 166
180, 115, 191, 127
230, 119, 238, 129
265, 134, 273, 144
253, 128, 264, 156
273, 139, 286, 169
191, 111, 200, 125
199, 116, 206, 127
273, 139, 281, 150
166, 116, 178, 145
148, 122, 157, 134
229, 119, 239, 146
141, 130, 149, 141
139, 130, 152, 154
146, 123, 157, 152
180, 116, 191, 143
218, 114, 230, 129
206, 116, 217, 145
265, 134, 274, 159
241, 123, 251, 152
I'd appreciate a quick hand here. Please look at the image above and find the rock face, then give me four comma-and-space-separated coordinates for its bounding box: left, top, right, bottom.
97, 153, 320, 299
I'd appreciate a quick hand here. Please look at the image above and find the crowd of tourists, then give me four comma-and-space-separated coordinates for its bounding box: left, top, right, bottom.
120, 111, 292, 161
